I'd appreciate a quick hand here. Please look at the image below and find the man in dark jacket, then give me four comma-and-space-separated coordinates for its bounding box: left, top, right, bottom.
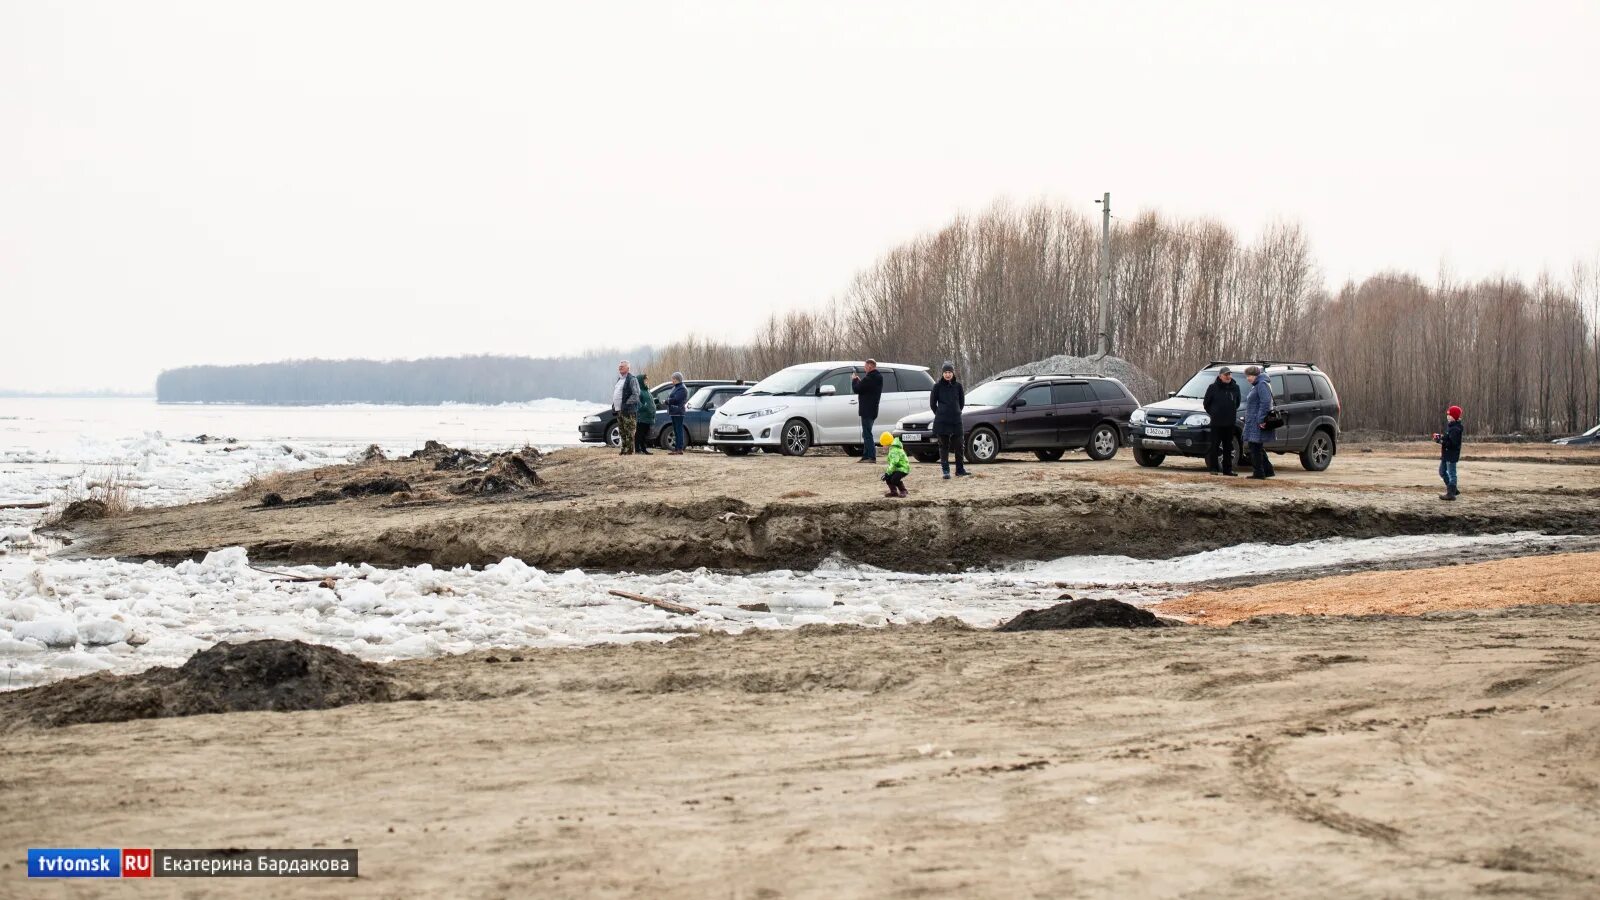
1434, 405, 1464, 500
666, 372, 690, 455
930, 361, 968, 479
1203, 367, 1241, 476
851, 359, 884, 463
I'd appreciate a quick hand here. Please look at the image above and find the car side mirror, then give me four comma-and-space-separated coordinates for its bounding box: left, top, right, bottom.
819, 385, 837, 396
1167, 391, 1177, 398
1011, 399, 1027, 409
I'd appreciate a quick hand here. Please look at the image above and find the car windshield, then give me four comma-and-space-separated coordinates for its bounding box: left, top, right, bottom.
965, 382, 1020, 407
745, 366, 822, 396
1586, 424, 1600, 437
1173, 368, 1239, 399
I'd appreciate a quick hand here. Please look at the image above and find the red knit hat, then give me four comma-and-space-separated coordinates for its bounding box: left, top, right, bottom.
1447, 405, 1462, 419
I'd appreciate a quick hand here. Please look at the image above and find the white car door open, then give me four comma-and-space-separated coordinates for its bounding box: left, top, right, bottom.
814, 369, 861, 443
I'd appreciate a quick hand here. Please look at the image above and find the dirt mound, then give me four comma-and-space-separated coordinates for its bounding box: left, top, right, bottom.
0, 640, 393, 730
995, 597, 1170, 631
340, 476, 412, 498
986, 354, 1162, 403
58, 499, 109, 523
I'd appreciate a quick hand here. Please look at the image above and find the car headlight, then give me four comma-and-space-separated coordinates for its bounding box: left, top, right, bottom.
1130, 408, 1146, 425
740, 405, 787, 419
1184, 414, 1211, 426
582, 415, 602, 424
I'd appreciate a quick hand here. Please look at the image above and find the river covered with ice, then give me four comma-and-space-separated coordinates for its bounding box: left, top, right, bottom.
0, 399, 1578, 689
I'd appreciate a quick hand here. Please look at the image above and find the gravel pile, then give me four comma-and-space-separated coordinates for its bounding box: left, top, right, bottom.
985, 355, 1162, 404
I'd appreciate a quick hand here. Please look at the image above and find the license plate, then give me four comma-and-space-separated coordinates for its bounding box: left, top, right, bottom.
901, 433, 921, 441
715, 425, 738, 434
1144, 426, 1171, 438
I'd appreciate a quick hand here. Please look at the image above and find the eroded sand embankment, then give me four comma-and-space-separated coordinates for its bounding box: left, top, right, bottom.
60, 445, 1600, 571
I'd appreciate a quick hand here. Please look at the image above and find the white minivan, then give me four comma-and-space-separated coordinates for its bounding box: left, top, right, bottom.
708, 361, 936, 456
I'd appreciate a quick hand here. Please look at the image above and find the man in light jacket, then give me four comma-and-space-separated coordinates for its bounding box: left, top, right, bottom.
612, 360, 640, 456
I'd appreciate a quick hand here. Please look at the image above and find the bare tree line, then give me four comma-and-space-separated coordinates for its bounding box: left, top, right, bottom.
650, 201, 1599, 435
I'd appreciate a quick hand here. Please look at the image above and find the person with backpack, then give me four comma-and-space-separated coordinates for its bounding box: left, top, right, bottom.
1433, 405, 1464, 500
1242, 366, 1277, 479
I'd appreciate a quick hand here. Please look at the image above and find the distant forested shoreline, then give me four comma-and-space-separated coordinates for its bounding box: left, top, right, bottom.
155, 351, 651, 405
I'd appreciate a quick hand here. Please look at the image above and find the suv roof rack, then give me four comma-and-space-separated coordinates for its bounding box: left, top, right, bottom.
1023, 373, 1105, 380
1206, 360, 1321, 372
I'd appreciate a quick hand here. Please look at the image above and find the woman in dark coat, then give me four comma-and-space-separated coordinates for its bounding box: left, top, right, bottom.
666, 372, 690, 454
929, 361, 969, 479
1242, 366, 1276, 479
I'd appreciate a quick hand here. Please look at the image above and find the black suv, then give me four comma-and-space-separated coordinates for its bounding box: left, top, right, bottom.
1129, 361, 1341, 471
893, 374, 1138, 464
578, 379, 742, 447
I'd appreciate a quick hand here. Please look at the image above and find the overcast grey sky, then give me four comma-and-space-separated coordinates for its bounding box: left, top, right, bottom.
3, 0, 1596, 392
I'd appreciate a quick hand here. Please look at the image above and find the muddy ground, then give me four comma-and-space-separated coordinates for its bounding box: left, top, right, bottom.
60, 443, 1600, 572
5, 604, 1599, 898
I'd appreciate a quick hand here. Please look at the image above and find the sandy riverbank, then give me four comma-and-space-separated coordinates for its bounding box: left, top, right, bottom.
4, 601, 1599, 898
57, 444, 1600, 572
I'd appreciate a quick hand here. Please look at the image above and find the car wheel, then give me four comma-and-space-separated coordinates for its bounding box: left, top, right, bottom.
1300, 429, 1336, 471
1133, 447, 1165, 468
1233, 436, 1246, 470
1034, 449, 1066, 462
658, 428, 677, 451
966, 427, 999, 464
606, 423, 622, 448
780, 419, 812, 457
1086, 423, 1119, 461
914, 450, 940, 464
843, 444, 862, 458
719, 446, 752, 457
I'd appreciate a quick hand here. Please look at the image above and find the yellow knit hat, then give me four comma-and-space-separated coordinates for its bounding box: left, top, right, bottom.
878, 431, 895, 447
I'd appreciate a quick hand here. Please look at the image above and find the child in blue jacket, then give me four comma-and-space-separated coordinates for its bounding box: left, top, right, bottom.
1433, 405, 1464, 500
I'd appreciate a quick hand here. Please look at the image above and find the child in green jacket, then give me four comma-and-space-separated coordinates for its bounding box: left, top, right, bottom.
880, 432, 910, 497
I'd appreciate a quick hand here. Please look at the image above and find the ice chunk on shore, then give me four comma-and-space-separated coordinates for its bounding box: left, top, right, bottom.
13, 618, 79, 647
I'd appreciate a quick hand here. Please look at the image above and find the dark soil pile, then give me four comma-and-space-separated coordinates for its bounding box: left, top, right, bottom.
996, 597, 1169, 631
0, 640, 394, 730
58, 499, 109, 523
340, 476, 412, 498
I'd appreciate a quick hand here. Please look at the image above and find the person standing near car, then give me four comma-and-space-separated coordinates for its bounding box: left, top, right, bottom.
666, 372, 689, 455
1434, 405, 1464, 500
634, 373, 656, 455
1203, 366, 1241, 476
613, 360, 640, 456
930, 362, 969, 479
1243, 365, 1276, 479
852, 359, 884, 463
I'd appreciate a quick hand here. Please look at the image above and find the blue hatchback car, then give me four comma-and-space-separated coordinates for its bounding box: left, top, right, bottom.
645, 383, 751, 450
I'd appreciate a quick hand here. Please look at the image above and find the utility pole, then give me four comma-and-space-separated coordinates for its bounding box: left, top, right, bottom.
1094, 192, 1113, 359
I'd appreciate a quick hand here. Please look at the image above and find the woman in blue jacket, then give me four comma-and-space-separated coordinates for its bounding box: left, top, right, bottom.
1242, 366, 1277, 479
666, 373, 690, 455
